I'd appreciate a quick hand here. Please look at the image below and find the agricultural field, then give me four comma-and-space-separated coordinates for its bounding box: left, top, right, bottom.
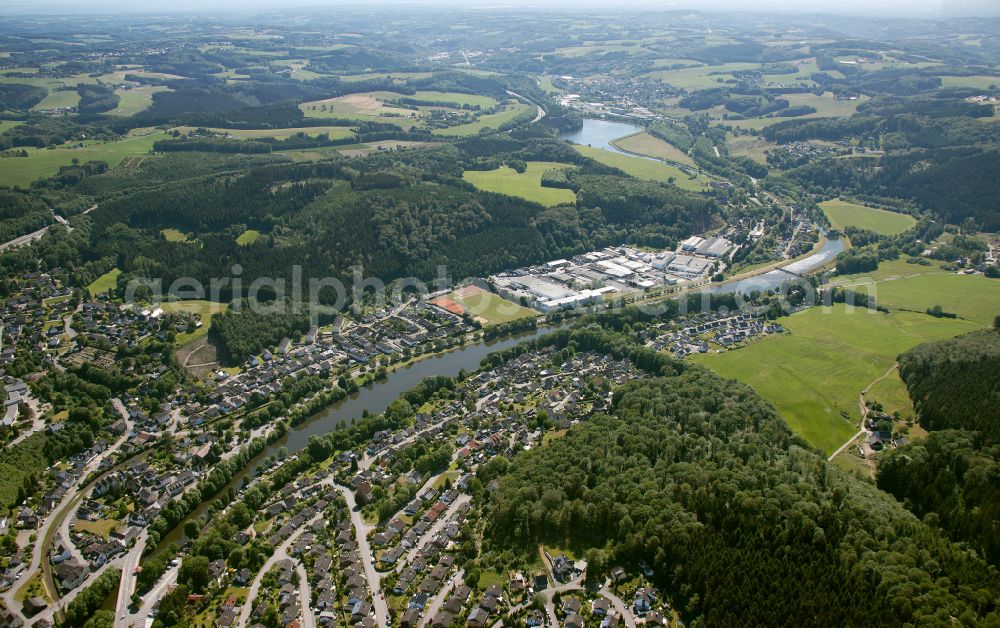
939, 75, 1000, 89
0, 131, 168, 187
462, 161, 576, 206
445, 285, 536, 325
106, 85, 170, 116
236, 229, 261, 245
301, 92, 418, 122
645, 62, 760, 89
86, 268, 121, 297
690, 304, 979, 455
573, 145, 709, 191
727, 134, 772, 164
338, 72, 433, 82
611, 131, 696, 166
551, 41, 647, 58
161, 228, 189, 242
431, 103, 532, 137
301, 90, 497, 126
835, 262, 1000, 327
537, 76, 563, 93
0, 120, 22, 134
174, 125, 355, 140
820, 199, 917, 236
159, 299, 228, 346
721, 93, 865, 130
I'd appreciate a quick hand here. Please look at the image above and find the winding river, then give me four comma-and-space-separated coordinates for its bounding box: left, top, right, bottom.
159, 323, 563, 547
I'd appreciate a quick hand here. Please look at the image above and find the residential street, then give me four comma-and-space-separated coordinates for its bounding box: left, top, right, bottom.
334, 484, 389, 626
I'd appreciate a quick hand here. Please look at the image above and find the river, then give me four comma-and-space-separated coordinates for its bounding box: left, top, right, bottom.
706, 235, 845, 296
158, 323, 563, 548
558, 118, 643, 155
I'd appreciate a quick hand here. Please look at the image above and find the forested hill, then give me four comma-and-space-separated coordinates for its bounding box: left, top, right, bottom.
876, 329, 1000, 568
482, 333, 1000, 626
897, 327, 1000, 442
69, 138, 714, 296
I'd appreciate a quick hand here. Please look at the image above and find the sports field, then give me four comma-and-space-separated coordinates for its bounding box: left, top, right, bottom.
573, 145, 709, 192
611, 131, 696, 166
0, 131, 168, 187
690, 305, 979, 455
820, 199, 916, 236
447, 285, 536, 326
462, 161, 576, 206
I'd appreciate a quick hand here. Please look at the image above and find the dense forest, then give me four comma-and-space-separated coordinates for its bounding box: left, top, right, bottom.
877, 329, 1000, 570
897, 328, 1000, 441
482, 325, 1000, 626
72, 137, 713, 301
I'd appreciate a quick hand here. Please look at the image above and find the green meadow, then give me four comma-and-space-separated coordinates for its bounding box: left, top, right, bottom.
573, 145, 709, 192
462, 161, 576, 206
820, 199, 917, 236
431, 103, 532, 137
691, 305, 979, 455
836, 262, 1000, 327
86, 268, 121, 297
0, 132, 168, 187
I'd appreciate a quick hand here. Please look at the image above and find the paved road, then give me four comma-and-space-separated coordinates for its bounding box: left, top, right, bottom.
129, 561, 178, 627
0, 226, 49, 252
115, 530, 148, 625
334, 484, 389, 626
0, 204, 97, 253
30, 558, 125, 625
599, 582, 637, 628
399, 494, 470, 572
0, 420, 133, 624
238, 510, 321, 628
505, 90, 546, 124
296, 562, 315, 628
418, 570, 463, 628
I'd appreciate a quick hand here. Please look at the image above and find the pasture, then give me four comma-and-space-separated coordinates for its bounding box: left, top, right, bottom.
174, 125, 355, 140
690, 305, 979, 455
87, 268, 121, 297
431, 103, 532, 137
159, 299, 228, 346
835, 263, 1000, 327
107, 86, 171, 116
820, 199, 916, 236
612, 131, 696, 166
0, 131, 168, 188
462, 161, 576, 206
161, 228, 189, 242
573, 145, 709, 192
236, 229, 261, 245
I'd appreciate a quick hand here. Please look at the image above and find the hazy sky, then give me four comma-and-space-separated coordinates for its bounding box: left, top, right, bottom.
1, 0, 997, 17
